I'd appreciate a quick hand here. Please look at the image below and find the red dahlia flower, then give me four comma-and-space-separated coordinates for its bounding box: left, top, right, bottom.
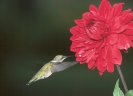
70, 0, 133, 75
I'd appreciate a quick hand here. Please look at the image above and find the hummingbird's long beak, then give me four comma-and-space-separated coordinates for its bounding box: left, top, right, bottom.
63, 55, 70, 58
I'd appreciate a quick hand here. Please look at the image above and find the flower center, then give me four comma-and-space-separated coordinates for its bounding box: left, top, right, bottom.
86, 20, 110, 40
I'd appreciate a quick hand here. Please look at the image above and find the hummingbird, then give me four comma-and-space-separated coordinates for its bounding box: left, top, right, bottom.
27, 55, 78, 85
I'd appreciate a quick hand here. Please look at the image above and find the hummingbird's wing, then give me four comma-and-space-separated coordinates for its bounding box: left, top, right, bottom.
27, 62, 53, 85
51, 61, 78, 73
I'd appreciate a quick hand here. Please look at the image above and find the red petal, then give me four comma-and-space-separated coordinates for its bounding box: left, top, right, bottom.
112, 3, 124, 17
107, 62, 114, 73
89, 4, 98, 12
76, 57, 85, 64
123, 13, 133, 24
88, 59, 95, 69
70, 34, 87, 41
106, 45, 114, 72
112, 46, 122, 65
82, 12, 91, 27
99, 0, 112, 18
128, 35, 133, 41
70, 26, 80, 35
85, 49, 95, 63
120, 9, 132, 24
108, 34, 118, 45
116, 25, 127, 33
86, 28, 102, 40
127, 22, 133, 30
99, 72, 104, 76
74, 19, 84, 27
96, 55, 106, 73
117, 34, 131, 50
101, 46, 108, 59
71, 42, 85, 49
124, 30, 133, 36
89, 4, 98, 17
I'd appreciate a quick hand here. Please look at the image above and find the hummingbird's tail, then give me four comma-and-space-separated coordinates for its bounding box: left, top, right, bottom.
26, 66, 53, 85
26, 76, 39, 85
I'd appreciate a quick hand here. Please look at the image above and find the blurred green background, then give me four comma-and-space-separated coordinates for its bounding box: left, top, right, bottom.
0, 0, 133, 96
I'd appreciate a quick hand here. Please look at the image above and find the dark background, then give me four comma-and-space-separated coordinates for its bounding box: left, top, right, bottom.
0, 0, 133, 96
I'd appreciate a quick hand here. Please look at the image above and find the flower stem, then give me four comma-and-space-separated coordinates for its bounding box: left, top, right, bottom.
116, 65, 128, 93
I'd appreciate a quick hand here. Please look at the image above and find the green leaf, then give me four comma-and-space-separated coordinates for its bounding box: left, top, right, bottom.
113, 79, 124, 96
126, 90, 133, 96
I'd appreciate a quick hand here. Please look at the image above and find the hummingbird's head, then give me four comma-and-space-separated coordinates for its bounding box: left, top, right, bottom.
51, 55, 68, 62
